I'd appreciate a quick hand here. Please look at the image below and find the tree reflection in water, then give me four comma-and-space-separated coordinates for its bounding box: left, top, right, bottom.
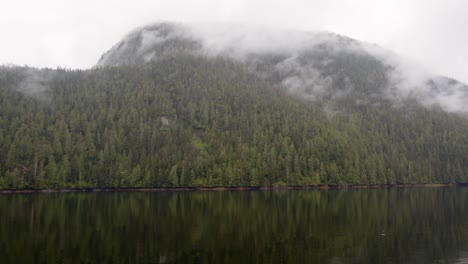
0, 188, 467, 263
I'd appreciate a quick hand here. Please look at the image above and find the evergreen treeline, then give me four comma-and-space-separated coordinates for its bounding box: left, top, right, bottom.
0, 55, 467, 189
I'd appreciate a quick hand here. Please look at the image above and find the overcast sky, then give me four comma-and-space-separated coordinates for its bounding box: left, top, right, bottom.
1, 0, 467, 83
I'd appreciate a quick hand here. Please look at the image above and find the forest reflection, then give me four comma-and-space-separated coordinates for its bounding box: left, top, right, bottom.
1, 188, 467, 263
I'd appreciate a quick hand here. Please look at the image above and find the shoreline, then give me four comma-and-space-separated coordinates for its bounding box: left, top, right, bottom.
0, 183, 459, 194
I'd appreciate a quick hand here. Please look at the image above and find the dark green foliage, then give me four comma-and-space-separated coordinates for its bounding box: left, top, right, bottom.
1, 55, 468, 189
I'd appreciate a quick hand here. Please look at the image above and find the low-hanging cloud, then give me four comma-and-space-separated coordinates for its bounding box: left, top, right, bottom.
98, 21, 468, 114
361, 42, 468, 113
17, 68, 55, 102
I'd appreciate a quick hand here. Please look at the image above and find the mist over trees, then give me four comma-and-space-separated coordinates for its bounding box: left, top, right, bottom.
99, 22, 468, 114
1, 53, 468, 189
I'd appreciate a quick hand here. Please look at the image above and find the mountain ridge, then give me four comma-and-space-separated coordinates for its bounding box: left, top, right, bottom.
98, 21, 468, 114
0, 22, 468, 189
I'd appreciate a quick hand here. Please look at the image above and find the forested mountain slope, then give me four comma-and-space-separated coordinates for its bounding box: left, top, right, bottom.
1, 22, 468, 189
99, 22, 468, 113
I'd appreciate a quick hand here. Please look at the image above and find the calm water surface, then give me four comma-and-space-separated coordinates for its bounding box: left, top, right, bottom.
1, 188, 468, 263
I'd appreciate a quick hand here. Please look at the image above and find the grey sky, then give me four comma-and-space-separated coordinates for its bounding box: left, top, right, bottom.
1, 0, 467, 83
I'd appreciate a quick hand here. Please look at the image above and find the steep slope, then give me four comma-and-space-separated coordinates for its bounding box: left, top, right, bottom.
1, 22, 468, 189
1, 54, 468, 189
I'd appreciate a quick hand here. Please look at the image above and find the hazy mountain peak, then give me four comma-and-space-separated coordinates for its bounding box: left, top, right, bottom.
97, 22, 358, 66
98, 21, 468, 113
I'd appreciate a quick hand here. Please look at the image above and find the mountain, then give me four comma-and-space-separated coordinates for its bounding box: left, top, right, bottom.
0, 22, 468, 189
98, 22, 468, 113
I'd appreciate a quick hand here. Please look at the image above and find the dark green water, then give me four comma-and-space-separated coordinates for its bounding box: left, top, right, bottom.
1, 188, 468, 263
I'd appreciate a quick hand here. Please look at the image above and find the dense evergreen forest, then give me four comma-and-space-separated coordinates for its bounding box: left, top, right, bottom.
1, 54, 468, 189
